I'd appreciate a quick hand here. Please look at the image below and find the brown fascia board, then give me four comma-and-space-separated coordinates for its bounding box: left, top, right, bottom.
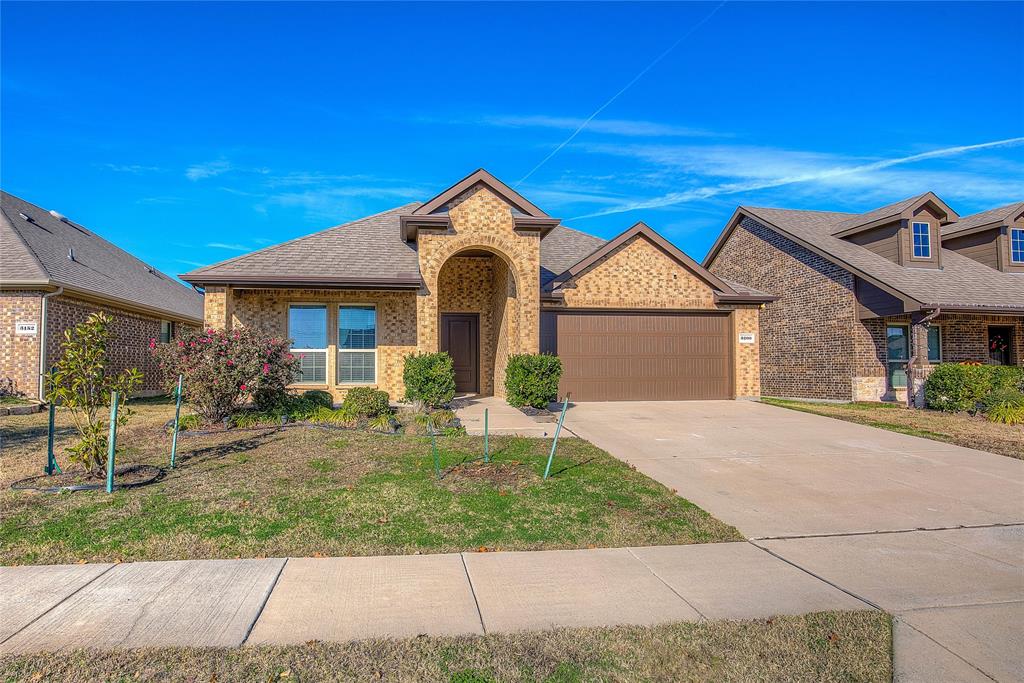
831, 192, 960, 238
400, 214, 449, 241
554, 221, 737, 295
180, 275, 423, 290
714, 292, 778, 304
923, 304, 1024, 315
513, 216, 560, 238
412, 169, 549, 217
940, 219, 1003, 240
704, 208, 924, 311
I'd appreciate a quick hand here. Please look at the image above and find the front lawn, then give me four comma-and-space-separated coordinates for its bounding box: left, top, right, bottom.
0, 611, 892, 682
0, 401, 740, 565
761, 397, 1024, 459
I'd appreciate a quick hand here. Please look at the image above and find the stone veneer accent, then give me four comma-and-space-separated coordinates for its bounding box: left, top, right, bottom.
1, 290, 194, 400
230, 288, 417, 401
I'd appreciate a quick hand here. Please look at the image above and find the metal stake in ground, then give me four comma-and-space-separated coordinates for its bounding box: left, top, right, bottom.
543, 396, 570, 480
170, 374, 183, 469
484, 407, 489, 463
45, 367, 61, 476
428, 420, 441, 479
105, 391, 119, 494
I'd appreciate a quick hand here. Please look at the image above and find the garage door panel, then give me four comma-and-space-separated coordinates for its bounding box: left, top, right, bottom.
549, 311, 732, 401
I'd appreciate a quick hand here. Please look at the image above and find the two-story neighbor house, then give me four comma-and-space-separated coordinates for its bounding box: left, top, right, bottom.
1, 191, 204, 399
704, 193, 1024, 404
182, 169, 774, 403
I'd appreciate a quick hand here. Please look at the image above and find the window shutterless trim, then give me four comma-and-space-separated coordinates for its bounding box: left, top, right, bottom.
337, 303, 378, 385
288, 303, 329, 384
1010, 228, 1024, 264
911, 221, 932, 259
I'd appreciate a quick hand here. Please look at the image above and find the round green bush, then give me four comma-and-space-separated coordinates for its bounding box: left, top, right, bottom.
342, 387, 390, 418
925, 364, 1008, 412
505, 353, 563, 409
301, 390, 334, 409
403, 352, 456, 408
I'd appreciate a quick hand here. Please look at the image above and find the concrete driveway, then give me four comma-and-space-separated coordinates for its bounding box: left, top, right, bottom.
565, 400, 1024, 681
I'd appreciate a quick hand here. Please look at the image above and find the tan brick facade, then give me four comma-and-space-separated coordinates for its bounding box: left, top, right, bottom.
1, 290, 195, 400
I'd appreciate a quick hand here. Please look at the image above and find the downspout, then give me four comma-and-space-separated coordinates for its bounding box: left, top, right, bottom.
37, 286, 63, 401
905, 307, 941, 409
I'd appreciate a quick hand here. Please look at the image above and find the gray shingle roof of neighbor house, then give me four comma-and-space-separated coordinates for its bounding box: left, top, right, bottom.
941, 202, 1024, 237
704, 197, 1024, 313
1, 191, 204, 323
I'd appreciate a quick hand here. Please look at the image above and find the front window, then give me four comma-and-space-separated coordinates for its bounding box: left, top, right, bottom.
288, 304, 327, 383
927, 325, 941, 364
912, 222, 931, 258
886, 325, 909, 389
338, 305, 376, 384
159, 320, 175, 344
1011, 228, 1024, 264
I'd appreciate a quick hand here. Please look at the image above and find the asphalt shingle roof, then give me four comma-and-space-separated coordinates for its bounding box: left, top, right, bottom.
742, 204, 1024, 312
941, 202, 1024, 237
1, 191, 204, 322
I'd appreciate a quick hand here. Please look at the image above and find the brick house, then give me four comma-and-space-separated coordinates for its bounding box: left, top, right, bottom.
704, 193, 1024, 404
1, 191, 204, 400
182, 169, 773, 403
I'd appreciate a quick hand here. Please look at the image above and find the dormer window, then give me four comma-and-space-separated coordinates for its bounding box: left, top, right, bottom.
1011, 228, 1024, 264
912, 222, 931, 258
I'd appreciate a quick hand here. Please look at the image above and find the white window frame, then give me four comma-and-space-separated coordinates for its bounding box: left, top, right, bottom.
911, 221, 932, 259
337, 303, 378, 386
1011, 228, 1024, 264
288, 303, 329, 385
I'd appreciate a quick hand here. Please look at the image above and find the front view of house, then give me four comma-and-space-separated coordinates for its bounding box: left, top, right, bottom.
182, 170, 773, 403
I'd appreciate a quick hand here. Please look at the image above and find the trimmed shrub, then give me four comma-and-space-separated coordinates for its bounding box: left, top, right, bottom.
342, 387, 390, 418
403, 352, 456, 408
301, 390, 334, 409
152, 327, 296, 423
981, 388, 1024, 425
924, 363, 1024, 412
505, 353, 563, 409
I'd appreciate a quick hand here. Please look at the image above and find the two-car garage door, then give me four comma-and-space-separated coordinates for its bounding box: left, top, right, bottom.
540, 311, 733, 401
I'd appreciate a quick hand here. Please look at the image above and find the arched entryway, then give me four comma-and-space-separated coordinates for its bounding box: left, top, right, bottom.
436, 247, 520, 396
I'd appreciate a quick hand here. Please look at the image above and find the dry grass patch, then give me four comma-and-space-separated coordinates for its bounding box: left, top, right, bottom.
762, 398, 1023, 459
0, 400, 740, 565
0, 611, 892, 682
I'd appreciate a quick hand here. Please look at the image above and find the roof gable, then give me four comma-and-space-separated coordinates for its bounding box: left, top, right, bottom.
831, 192, 958, 237
411, 169, 549, 217
942, 202, 1024, 238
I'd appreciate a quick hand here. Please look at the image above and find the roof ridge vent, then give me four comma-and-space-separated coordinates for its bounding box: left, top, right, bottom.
49, 210, 70, 223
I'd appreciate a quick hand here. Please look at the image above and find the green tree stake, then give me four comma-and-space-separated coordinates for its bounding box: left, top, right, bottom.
484, 407, 489, 463
170, 374, 183, 469
105, 391, 119, 494
44, 367, 61, 476
543, 396, 570, 480
429, 421, 441, 479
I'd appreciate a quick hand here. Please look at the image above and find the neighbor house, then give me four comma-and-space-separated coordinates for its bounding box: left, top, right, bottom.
1, 191, 204, 400
182, 169, 774, 403
704, 193, 1024, 404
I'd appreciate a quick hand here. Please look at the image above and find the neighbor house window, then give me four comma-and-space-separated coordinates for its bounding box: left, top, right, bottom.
288, 304, 327, 383
1011, 228, 1024, 264
338, 305, 376, 384
912, 222, 931, 258
927, 325, 942, 363
886, 325, 909, 389
159, 320, 175, 344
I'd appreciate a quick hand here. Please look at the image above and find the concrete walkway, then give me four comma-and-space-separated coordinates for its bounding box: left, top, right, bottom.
0, 542, 868, 654
453, 395, 559, 437
565, 400, 1024, 682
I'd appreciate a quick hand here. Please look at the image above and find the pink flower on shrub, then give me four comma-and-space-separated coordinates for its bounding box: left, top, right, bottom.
149, 338, 157, 350
240, 384, 248, 391
178, 341, 185, 347
262, 363, 270, 375
227, 359, 234, 366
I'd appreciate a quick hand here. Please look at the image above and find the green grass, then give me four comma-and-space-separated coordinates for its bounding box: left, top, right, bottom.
761, 397, 1023, 459
0, 402, 740, 564
0, 396, 33, 406
0, 611, 892, 682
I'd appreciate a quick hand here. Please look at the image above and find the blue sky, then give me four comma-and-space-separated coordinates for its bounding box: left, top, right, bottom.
3, 1, 1022, 282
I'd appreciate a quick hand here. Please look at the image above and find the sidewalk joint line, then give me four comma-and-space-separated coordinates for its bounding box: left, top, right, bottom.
750, 521, 1024, 542
460, 553, 488, 635
0, 562, 117, 647
746, 540, 884, 612
241, 557, 288, 646
626, 547, 706, 621
896, 616, 998, 682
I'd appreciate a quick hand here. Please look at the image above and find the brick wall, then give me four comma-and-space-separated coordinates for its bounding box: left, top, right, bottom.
438, 256, 497, 395
0, 291, 43, 399
709, 216, 859, 401
230, 287, 417, 401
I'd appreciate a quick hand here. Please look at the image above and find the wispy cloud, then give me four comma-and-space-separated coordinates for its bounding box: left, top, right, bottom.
573, 137, 1024, 219
206, 242, 250, 251
483, 115, 718, 138
186, 159, 270, 181
176, 259, 207, 268
103, 163, 163, 174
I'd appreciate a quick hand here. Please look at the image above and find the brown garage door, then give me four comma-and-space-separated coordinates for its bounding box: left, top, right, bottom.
541, 311, 733, 401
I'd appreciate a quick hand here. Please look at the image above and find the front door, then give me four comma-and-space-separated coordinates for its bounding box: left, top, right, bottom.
989, 326, 1013, 365
441, 313, 479, 393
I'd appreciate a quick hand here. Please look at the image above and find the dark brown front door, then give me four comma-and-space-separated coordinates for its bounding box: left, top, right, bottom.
441, 314, 479, 393
989, 326, 1013, 365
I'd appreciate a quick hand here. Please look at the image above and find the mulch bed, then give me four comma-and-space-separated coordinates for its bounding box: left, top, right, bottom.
441, 460, 538, 491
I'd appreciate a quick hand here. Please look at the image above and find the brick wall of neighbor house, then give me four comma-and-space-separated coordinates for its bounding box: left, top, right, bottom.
0, 290, 44, 399
723, 304, 762, 398
416, 185, 540, 360
230, 288, 417, 401
45, 295, 194, 397
710, 216, 860, 401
